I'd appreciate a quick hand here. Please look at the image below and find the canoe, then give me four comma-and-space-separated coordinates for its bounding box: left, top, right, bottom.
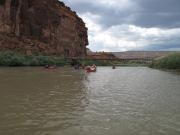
85, 66, 96, 72
44, 65, 57, 69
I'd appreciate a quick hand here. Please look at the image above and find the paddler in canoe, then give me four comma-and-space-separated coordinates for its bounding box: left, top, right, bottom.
44, 65, 57, 69
85, 64, 97, 72
112, 65, 116, 69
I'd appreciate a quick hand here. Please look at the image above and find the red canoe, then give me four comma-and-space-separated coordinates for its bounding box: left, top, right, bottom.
85, 66, 97, 72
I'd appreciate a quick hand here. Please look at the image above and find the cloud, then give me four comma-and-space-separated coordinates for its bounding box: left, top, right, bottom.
63, 0, 180, 28
81, 13, 180, 52
62, 0, 180, 51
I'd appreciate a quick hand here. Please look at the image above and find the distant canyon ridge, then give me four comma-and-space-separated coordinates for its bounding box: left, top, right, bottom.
0, 0, 88, 57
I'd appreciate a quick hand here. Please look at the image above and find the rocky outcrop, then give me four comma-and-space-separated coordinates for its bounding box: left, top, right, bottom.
0, 0, 88, 57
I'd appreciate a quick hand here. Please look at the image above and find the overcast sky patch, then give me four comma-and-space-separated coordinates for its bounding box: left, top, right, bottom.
62, 0, 180, 52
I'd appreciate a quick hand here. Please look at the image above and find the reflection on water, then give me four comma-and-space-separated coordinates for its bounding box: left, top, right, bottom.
0, 67, 180, 135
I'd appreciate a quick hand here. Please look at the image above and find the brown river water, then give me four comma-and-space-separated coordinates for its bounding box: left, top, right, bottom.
0, 67, 180, 135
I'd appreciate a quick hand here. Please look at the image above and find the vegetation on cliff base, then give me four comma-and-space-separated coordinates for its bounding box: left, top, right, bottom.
0, 52, 69, 66
0, 52, 113, 67
149, 53, 180, 69
0, 51, 152, 67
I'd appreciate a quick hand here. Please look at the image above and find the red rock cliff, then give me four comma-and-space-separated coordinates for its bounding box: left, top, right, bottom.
0, 0, 88, 57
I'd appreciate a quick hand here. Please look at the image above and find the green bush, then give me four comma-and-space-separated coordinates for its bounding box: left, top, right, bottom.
149, 53, 180, 69
0, 52, 67, 66
0, 51, 116, 67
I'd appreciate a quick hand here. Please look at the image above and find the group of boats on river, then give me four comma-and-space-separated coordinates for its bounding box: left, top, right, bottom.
44, 59, 116, 72
44, 64, 97, 73
44, 64, 116, 72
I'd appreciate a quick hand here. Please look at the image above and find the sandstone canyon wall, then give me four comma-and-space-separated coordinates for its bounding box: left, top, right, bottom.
0, 0, 88, 57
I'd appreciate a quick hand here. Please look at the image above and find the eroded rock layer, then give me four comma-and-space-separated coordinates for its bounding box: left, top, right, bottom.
0, 0, 88, 57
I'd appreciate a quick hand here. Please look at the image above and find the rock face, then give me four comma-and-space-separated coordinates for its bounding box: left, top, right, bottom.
0, 0, 88, 57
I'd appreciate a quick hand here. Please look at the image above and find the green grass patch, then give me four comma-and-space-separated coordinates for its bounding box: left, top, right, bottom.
149, 53, 180, 69
0, 51, 113, 67
0, 51, 68, 66
0, 51, 155, 67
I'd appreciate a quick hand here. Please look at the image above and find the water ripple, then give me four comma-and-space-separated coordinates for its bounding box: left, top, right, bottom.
0, 67, 180, 135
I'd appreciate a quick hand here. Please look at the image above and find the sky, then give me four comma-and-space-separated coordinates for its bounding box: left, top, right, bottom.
62, 0, 180, 52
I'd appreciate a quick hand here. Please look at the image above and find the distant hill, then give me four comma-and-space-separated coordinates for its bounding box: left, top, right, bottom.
87, 51, 117, 60
112, 51, 178, 60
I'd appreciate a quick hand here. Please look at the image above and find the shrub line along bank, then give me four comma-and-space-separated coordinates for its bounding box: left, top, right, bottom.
0, 52, 113, 66
149, 53, 180, 70
1, 51, 179, 68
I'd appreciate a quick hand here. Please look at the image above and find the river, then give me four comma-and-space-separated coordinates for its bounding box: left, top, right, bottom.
0, 67, 180, 135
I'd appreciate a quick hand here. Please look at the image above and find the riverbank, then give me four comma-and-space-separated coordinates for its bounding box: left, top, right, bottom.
114, 60, 148, 67
0, 51, 152, 67
149, 53, 180, 70
0, 52, 68, 66
0, 52, 114, 67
